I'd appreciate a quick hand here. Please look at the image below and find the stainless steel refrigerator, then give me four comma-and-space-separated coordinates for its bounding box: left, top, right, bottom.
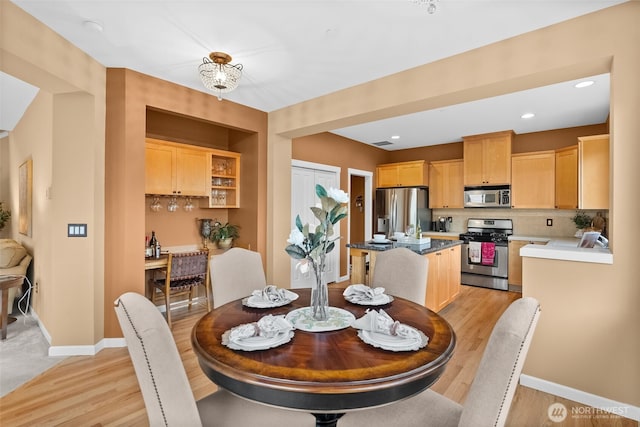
375, 187, 432, 238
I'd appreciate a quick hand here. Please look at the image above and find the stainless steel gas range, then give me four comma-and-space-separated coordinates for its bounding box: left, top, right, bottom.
459, 218, 513, 291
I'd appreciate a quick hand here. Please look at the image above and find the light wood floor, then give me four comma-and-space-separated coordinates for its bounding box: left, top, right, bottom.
0, 286, 636, 426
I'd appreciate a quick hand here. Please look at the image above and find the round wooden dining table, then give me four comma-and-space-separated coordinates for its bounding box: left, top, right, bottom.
192, 288, 455, 427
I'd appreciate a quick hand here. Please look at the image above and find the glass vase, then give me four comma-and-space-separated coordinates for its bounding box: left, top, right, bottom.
311, 268, 329, 321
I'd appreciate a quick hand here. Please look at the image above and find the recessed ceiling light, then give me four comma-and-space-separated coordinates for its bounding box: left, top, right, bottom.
521, 113, 535, 119
575, 80, 594, 88
391, 135, 400, 139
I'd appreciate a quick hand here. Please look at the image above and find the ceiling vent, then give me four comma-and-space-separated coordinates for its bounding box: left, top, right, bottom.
372, 141, 393, 147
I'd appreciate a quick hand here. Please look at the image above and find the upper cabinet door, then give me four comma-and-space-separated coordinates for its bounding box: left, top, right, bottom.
463, 131, 513, 186
175, 148, 209, 196
579, 134, 609, 209
376, 164, 400, 188
397, 161, 426, 186
555, 145, 578, 209
511, 151, 555, 209
145, 138, 210, 197
429, 159, 463, 208
145, 142, 176, 194
376, 161, 427, 188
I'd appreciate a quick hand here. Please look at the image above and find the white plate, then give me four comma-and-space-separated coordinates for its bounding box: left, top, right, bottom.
368, 239, 392, 244
285, 307, 356, 332
357, 328, 428, 352
242, 292, 299, 308
222, 328, 294, 351
345, 294, 394, 306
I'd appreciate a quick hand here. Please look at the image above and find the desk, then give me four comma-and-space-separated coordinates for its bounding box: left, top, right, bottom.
192, 288, 455, 427
144, 254, 169, 270
1, 276, 24, 340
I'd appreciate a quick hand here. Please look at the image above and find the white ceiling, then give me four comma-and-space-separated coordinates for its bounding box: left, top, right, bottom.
9, 0, 622, 149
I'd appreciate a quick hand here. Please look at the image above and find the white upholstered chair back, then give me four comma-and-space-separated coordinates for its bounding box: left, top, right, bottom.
459, 296, 541, 427
210, 247, 267, 308
371, 247, 429, 305
114, 292, 202, 427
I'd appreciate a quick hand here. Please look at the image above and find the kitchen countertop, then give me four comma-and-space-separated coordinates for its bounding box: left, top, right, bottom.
347, 238, 462, 255
519, 237, 612, 264
509, 235, 553, 243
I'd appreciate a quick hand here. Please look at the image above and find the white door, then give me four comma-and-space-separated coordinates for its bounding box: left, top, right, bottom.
291, 166, 339, 289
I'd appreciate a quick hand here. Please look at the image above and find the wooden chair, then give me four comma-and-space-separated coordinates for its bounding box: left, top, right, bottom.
209, 247, 266, 308
339, 297, 541, 427
371, 247, 429, 304
150, 250, 210, 328
114, 292, 312, 427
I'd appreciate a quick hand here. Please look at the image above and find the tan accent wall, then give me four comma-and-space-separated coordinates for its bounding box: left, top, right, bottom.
269, 2, 640, 406
522, 258, 627, 403
349, 176, 365, 244
388, 141, 463, 164
292, 132, 387, 277
1, 1, 106, 346
105, 68, 267, 338
513, 123, 608, 153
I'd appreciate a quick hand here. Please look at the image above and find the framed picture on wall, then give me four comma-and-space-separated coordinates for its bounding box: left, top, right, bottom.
19, 159, 32, 236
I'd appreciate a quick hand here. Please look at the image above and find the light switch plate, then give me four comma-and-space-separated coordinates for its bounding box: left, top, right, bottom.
68, 223, 87, 237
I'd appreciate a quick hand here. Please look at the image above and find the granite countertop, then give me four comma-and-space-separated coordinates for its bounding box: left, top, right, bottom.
347, 238, 463, 255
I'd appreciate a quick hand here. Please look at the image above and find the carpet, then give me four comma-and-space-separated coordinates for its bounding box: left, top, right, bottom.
0, 312, 67, 397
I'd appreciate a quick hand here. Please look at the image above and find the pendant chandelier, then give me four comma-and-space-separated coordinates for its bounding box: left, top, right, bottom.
410, 0, 439, 14
198, 52, 243, 101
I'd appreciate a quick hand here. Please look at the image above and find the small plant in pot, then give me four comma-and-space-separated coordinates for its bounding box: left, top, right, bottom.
210, 221, 240, 249
570, 210, 592, 237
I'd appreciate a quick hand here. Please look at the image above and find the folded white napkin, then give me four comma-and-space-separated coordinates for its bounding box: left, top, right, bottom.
228, 315, 293, 342
351, 309, 421, 340
343, 284, 389, 303
250, 285, 298, 304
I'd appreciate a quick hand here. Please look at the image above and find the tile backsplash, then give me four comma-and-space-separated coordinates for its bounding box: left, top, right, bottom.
432, 208, 608, 238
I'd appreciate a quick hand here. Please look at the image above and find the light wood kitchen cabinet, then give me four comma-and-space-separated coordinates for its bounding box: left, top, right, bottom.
511, 151, 555, 209
429, 159, 464, 208
145, 138, 210, 197
376, 160, 428, 188
578, 134, 609, 209
463, 130, 513, 186
425, 245, 461, 312
555, 145, 578, 209
349, 244, 460, 312
206, 149, 241, 208
508, 239, 546, 286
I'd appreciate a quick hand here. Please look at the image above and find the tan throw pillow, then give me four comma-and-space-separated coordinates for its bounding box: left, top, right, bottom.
0, 240, 28, 268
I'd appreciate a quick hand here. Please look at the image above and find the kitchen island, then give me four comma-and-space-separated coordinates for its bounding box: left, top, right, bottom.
348, 239, 463, 312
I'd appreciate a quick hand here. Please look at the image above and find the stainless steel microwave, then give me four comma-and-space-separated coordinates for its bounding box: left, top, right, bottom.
463, 186, 511, 208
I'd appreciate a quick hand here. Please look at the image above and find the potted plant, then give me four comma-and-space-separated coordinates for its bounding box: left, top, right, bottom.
570, 210, 592, 237
0, 202, 10, 232
210, 221, 240, 249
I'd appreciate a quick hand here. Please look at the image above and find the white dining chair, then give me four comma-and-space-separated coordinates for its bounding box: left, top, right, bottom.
114, 292, 312, 427
370, 247, 429, 304
210, 247, 267, 308
339, 297, 541, 427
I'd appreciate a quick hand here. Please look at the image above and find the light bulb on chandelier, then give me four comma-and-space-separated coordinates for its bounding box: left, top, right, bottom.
410, 0, 440, 14
198, 51, 243, 101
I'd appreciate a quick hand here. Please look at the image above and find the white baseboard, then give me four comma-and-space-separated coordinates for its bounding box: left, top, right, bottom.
49, 345, 99, 357
102, 337, 126, 348
520, 374, 640, 422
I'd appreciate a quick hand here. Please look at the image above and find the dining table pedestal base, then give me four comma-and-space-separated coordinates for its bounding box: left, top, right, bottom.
312, 413, 344, 427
